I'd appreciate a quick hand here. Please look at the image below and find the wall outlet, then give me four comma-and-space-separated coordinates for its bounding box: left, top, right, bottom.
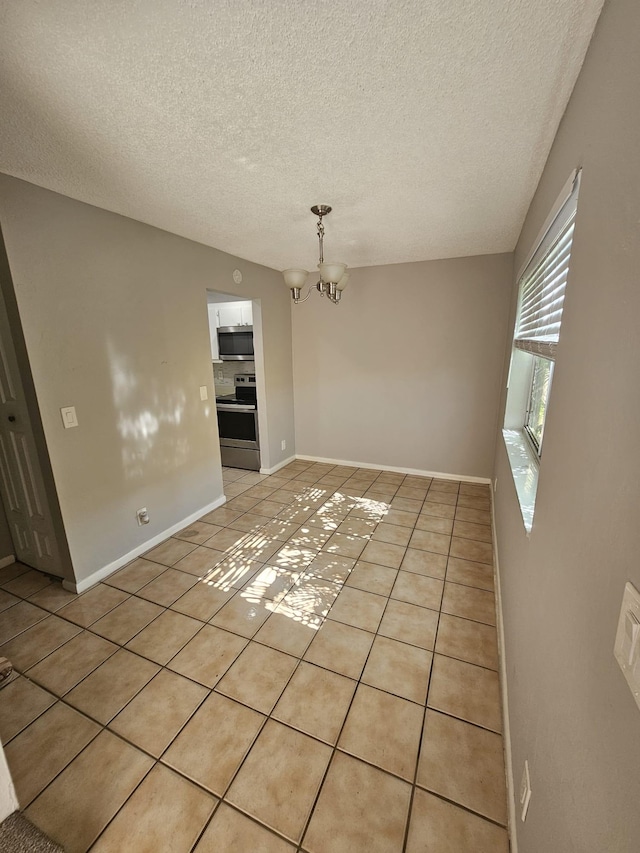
217, 369, 224, 380
136, 507, 150, 526
520, 760, 532, 821
281, 440, 286, 451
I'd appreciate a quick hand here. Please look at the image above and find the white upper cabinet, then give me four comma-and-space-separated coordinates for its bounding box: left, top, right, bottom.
216, 301, 253, 327
207, 304, 220, 361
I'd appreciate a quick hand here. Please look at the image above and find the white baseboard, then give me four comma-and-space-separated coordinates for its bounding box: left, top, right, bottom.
295, 454, 491, 484
63, 494, 227, 594
0, 554, 15, 570
491, 484, 518, 853
260, 455, 296, 475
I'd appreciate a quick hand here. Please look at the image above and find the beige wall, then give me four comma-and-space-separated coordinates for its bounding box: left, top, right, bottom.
493, 0, 640, 849
292, 255, 513, 479
0, 177, 294, 586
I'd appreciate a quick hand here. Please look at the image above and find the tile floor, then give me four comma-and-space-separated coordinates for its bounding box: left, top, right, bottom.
0, 461, 509, 852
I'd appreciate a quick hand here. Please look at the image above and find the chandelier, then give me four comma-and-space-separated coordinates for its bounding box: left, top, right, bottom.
282, 205, 349, 305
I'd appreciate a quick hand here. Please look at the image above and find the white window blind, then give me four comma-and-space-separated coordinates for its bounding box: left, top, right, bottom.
514, 170, 581, 360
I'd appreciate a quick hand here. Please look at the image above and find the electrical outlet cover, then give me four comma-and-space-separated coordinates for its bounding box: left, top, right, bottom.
520, 760, 532, 821
614, 581, 640, 710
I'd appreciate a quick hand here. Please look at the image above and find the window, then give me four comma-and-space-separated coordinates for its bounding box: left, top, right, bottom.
503, 169, 580, 529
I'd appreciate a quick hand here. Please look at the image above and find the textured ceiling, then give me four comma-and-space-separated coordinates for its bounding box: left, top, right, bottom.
0, 0, 603, 271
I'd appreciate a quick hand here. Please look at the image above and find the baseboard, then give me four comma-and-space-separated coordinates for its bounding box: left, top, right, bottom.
63, 494, 227, 594
491, 484, 518, 853
295, 454, 491, 484
260, 455, 296, 475
0, 554, 15, 570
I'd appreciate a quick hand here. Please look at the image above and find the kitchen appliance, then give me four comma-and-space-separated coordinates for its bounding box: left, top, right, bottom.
217, 325, 254, 361
216, 374, 260, 470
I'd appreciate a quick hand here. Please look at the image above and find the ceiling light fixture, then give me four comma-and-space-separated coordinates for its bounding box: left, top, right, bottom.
282, 205, 349, 305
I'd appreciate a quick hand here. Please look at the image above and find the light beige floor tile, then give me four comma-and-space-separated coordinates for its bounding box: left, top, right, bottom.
408, 529, 451, 556
459, 483, 491, 497
425, 491, 457, 509
170, 580, 236, 621
0, 676, 56, 743
0, 563, 30, 585
144, 537, 198, 566
5, 702, 100, 806
323, 531, 367, 560
168, 624, 247, 687
233, 535, 282, 565
288, 526, 333, 551
338, 683, 423, 780
109, 668, 206, 757
135, 568, 198, 606
270, 544, 320, 572
194, 802, 295, 853
56, 584, 129, 628
378, 599, 439, 650
125, 609, 202, 664
174, 520, 224, 545
441, 581, 496, 626
417, 710, 507, 825
259, 518, 299, 541
227, 719, 332, 843
335, 517, 377, 539
362, 635, 432, 704
27, 631, 118, 696
241, 565, 301, 603
228, 512, 272, 533
450, 536, 493, 565
415, 514, 453, 535
272, 661, 356, 745
420, 501, 456, 520
254, 609, 320, 657
306, 552, 355, 584
446, 556, 494, 591
26, 730, 153, 853
173, 545, 227, 577
163, 692, 264, 795
400, 548, 447, 579
303, 751, 411, 853
92, 763, 216, 853
327, 586, 387, 633
90, 596, 164, 645
390, 496, 423, 513
344, 561, 397, 596
372, 522, 412, 547
452, 519, 492, 543
304, 619, 374, 680
396, 485, 429, 502
200, 507, 243, 526
65, 648, 159, 723
0, 614, 81, 671
203, 554, 264, 591
279, 576, 339, 620
0, 600, 48, 644
3, 570, 52, 599
429, 479, 460, 494
0, 589, 19, 611
359, 539, 406, 569
454, 505, 492, 525
215, 642, 298, 713
436, 613, 498, 670
406, 788, 509, 853
391, 571, 444, 611
26, 583, 75, 613
210, 591, 273, 638
456, 494, 491, 511
102, 557, 167, 593
203, 526, 250, 553
427, 654, 502, 732
364, 487, 397, 503
252, 499, 287, 518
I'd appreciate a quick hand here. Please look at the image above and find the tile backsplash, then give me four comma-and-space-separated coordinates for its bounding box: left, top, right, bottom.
213, 361, 255, 396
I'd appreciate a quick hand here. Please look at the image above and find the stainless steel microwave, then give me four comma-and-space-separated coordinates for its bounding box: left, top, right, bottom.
217, 326, 254, 361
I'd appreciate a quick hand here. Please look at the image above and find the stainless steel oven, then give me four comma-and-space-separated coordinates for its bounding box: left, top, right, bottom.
216, 374, 260, 470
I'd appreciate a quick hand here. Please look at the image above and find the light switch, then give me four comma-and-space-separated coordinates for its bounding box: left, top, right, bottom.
614, 581, 640, 710
60, 406, 78, 429
199, 385, 208, 401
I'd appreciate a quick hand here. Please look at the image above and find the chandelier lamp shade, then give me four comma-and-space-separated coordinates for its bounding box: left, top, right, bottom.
282, 205, 349, 305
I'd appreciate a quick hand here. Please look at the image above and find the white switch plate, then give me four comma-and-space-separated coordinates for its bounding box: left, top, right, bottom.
60, 406, 78, 428
614, 581, 640, 710
199, 385, 208, 401
520, 760, 532, 821
281, 440, 286, 451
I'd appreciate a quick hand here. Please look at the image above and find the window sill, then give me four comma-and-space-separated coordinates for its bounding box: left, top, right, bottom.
502, 429, 539, 533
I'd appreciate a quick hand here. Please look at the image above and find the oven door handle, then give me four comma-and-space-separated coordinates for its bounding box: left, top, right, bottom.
216, 404, 256, 412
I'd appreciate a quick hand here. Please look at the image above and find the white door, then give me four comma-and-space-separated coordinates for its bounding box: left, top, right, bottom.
0, 285, 62, 575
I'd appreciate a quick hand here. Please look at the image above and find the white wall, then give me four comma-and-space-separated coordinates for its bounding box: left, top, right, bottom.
0, 177, 295, 587
493, 0, 640, 849
292, 254, 512, 479
0, 741, 18, 821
